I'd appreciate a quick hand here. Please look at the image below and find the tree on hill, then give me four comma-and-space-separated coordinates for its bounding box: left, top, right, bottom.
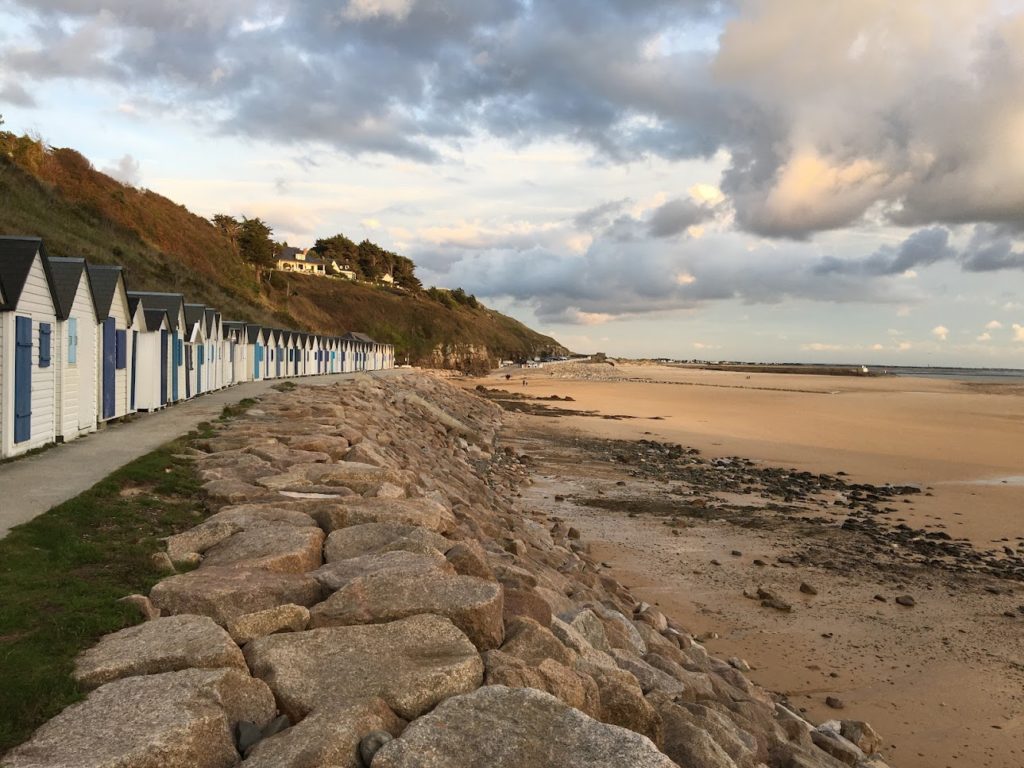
211, 214, 241, 254
237, 216, 276, 280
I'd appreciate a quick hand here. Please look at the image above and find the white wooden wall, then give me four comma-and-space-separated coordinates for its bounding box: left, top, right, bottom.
57, 278, 97, 440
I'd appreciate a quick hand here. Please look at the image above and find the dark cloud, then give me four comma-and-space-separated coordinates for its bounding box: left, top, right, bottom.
573, 199, 631, 230
815, 227, 955, 276
0, 81, 36, 107
960, 225, 1024, 272
647, 198, 716, 238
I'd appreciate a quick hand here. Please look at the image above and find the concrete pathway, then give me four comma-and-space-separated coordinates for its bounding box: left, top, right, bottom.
0, 370, 406, 539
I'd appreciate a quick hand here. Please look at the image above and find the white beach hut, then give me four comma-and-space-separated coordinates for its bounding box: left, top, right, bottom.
184, 304, 207, 397
128, 292, 187, 403
134, 304, 172, 412
48, 256, 99, 443
0, 237, 60, 458
223, 322, 248, 385
87, 264, 132, 424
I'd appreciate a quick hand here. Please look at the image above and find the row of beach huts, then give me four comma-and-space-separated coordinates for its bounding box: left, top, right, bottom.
0, 237, 395, 460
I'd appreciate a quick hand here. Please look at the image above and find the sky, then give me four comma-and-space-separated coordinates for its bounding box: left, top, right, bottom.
1, 0, 1023, 366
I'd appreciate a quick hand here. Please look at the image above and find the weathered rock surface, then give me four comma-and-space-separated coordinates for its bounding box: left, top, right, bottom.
312, 549, 453, 592
322, 522, 450, 562
200, 525, 325, 573
259, 462, 404, 494
226, 604, 310, 645
242, 699, 404, 768
203, 504, 318, 531
73, 614, 246, 689
371, 685, 679, 768
150, 566, 322, 625
3, 668, 275, 768
308, 571, 504, 650
244, 615, 483, 720
164, 521, 242, 562
312, 497, 456, 534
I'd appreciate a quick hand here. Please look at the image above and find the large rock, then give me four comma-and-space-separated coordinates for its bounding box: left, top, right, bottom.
322, 522, 450, 562
244, 615, 483, 721
226, 604, 310, 645
312, 498, 456, 534
484, 651, 601, 717
150, 566, 322, 626
258, 462, 404, 494
371, 685, 679, 768
164, 521, 242, 562
203, 479, 280, 505
444, 539, 495, 580
312, 549, 453, 592
500, 616, 576, 667
579, 659, 664, 746
73, 615, 246, 689
200, 526, 325, 573
284, 434, 351, 460
242, 699, 404, 768
611, 649, 685, 697
3, 668, 275, 768
203, 505, 319, 531
308, 571, 504, 651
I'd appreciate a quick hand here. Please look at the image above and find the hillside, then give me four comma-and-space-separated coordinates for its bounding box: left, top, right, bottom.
0, 132, 566, 371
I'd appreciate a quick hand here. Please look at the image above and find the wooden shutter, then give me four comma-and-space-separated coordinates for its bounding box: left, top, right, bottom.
39, 322, 52, 368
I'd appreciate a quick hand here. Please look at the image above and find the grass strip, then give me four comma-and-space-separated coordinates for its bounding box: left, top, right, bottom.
0, 424, 214, 753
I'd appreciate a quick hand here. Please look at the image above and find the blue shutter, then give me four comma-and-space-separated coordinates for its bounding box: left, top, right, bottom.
14, 317, 33, 443
39, 322, 52, 368
115, 329, 127, 369
68, 318, 78, 364
176, 339, 183, 365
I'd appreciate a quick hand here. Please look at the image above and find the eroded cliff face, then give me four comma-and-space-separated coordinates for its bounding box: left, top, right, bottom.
423, 341, 568, 373
6, 373, 888, 768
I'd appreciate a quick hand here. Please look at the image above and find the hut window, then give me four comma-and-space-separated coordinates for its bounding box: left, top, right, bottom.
115, 329, 127, 369
39, 322, 52, 368
68, 318, 78, 364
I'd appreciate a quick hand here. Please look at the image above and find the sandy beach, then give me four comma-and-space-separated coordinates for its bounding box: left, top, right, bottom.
474, 362, 1024, 768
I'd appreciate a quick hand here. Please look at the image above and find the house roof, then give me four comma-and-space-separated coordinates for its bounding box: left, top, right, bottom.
0, 237, 59, 312
47, 256, 93, 321
127, 294, 143, 317
144, 308, 168, 330
184, 304, 206, 332
279, 246, 302, 261
127, 292, 185, 331
245, 325, 262, 343
204, 308, 217, 336
85, 264, 126, 321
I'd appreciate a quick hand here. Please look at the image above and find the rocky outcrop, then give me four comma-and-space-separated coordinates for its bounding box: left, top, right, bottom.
3, 669, 275, 768
5, 372, 888, 768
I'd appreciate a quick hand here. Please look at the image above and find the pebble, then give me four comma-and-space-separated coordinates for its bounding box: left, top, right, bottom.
825, 696, 845, 710
359, 731, 394, 767
800, 582, 818, 595
895, 595, 916, 607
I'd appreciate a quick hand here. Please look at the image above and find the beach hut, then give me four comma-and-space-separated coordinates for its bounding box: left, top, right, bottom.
47, 256, 99, 443
126, 295, 147, 414
204, 309, 223, 391
134, 304, 172, 412
184, 304, 207, 396
128, 292, 187, 403
223, 322, 248, 385
87, 264, 132, 424
245, 325, 265, 381
264, 327, 282, 379
0, 237, 60, 458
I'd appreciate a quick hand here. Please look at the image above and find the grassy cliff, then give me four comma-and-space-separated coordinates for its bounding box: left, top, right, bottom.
0, 134, 565, 370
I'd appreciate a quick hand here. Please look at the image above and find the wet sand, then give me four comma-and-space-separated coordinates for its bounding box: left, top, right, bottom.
476, 362, 1024, 768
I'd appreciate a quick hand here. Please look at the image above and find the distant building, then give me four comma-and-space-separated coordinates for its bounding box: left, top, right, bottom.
275, 247, 326, 276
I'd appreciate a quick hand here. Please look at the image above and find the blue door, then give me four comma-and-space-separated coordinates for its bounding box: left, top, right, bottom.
276, 346, 282, 377
102, 318, 116, 419
14, 316, 33, 443
130, 331, 138, 410
197, 346, 204, 393
160, 330, 169, 405
172, 333, 180, 401
253, 344, 261, 379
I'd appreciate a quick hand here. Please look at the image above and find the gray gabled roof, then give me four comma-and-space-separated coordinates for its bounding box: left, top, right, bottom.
47, 256, 95, 321
245, 325, 262, 343
184, 304, 206, 332
204, 308, 217, 336
85, 264, 126, 321
341, 331, 377, 344
0, 237, 59, 312
127, 292, 185, 331
144, 308, 168, 330
127, 294, 143, 317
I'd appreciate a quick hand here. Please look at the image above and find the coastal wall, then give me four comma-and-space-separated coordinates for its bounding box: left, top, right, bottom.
4, 372, 888, 768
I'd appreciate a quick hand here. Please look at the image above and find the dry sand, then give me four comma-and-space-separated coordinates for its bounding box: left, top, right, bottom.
475, 362, 1024, 768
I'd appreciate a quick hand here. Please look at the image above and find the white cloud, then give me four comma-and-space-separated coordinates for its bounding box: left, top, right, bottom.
343, 0, 416, 21
897, 306, 912, 318
932, 325, 950, 341
977, 332, 992, 342
102, 153, 141, 186
897, 341, 913, 351
1013, 324, 1024, 342
802, 342, 844, 352
986, 320, 1003, 330
693, 341, 721, 351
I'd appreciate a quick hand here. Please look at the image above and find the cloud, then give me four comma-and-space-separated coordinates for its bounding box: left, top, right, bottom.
802, 342, 844, 352
977, 332, 991, 342
986, 320, 1003, 330
815, 226, 955, 276
646, 197, 717, 238
1, 0, 1014, 240
0, 80, 36, 107
1014, 324, 1024, 343
960, 225, 1024, 272
932, 325, 950, 341
102, 153, 141, 186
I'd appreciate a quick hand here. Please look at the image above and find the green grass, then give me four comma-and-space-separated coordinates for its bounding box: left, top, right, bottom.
219, 397, 257, 421
270, 381, 298, 392
0, 426, 215, 753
